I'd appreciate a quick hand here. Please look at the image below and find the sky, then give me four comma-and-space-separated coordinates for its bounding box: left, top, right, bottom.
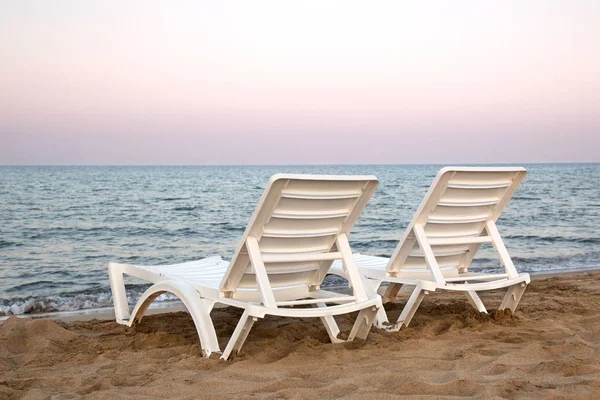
0, 1, 599, 165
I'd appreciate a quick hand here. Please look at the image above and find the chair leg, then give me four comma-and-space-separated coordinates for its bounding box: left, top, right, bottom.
127, 280, 221, 358
465, 290, 487, 313
314, 303, 344, 344
108, 263, 131, 324
389, 285, 428, 331
366, 280, 390, 329
186, 298, 221, 358
221, 309, 257, 360
348, 306, 378, 340
500, 282, 527, 312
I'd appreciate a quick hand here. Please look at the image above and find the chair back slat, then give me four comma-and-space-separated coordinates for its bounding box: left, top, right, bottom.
220, 174, 379, 299
388, 167, 526, 276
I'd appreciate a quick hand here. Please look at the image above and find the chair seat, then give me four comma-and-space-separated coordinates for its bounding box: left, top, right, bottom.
136, 256, 228, 290
333, 253, 472, 282
132, 256, 314, 303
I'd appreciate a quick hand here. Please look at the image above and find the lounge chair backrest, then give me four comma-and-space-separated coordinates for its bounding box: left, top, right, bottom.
387, 167, 527, 281
220, 174, 379, 305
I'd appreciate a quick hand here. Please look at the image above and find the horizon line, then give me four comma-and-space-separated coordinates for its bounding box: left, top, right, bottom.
2, 162, 599, 167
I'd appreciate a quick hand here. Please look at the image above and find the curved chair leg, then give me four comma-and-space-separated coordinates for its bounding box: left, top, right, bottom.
129, 281, 221, 358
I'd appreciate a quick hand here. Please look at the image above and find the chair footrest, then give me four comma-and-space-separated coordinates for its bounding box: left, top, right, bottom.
444, 273, 509, 282
443, 275, 530, 291
276, 296, 356, 307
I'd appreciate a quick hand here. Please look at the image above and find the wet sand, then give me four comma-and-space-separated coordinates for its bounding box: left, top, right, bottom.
2, 272, 600, 399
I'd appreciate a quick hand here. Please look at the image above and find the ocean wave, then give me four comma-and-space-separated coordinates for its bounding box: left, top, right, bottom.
0, 240, 22, 248
0, 286, 169, 316
505, 235, 600, 244
355, 239, 398, 247
512, 251, 600, 266
7, 280, 71, 292
222, 226, 244, 232
173, 206, 198, 211
0, 276, 350, 316
1, 260, 599, 317
512, 196, 542, 201
6, 270, 73, 280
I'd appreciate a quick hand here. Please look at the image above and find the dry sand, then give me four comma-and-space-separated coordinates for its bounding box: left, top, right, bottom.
2, 273, 600, 399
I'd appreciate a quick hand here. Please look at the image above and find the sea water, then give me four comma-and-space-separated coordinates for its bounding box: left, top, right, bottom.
1, 164, 599, 315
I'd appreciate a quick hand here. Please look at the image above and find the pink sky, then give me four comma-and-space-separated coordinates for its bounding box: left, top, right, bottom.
1, 1, 599, 165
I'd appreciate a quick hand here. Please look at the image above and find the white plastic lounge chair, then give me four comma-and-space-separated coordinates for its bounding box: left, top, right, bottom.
108, 174, 382, 360
330, 167, 530, 331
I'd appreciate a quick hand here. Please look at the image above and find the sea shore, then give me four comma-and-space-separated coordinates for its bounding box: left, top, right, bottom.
2, 270, 600, 399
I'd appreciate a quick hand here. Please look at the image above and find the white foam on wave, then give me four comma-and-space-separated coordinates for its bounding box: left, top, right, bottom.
2, 263, 600, 317
0, 289, 182, 316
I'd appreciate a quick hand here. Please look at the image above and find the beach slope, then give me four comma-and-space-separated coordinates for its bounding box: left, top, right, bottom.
2, 273, 600, 399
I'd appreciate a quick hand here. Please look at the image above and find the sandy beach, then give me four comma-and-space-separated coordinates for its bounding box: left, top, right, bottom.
2, 272, 600, 399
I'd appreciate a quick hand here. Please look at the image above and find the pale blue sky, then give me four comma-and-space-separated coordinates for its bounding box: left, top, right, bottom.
1, 1, 598, 164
